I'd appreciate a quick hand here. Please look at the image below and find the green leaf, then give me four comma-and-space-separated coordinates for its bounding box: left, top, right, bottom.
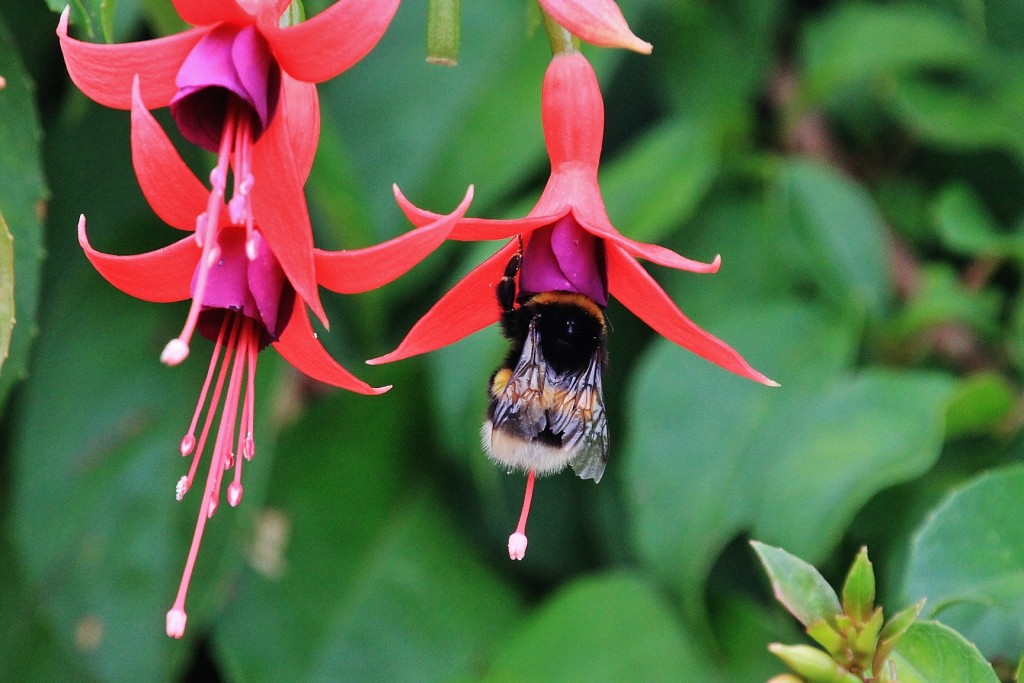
599, 119, 719, 246
904, 465, 1024, 660
751, 541, 842, 628
9, 250, 269, 681
0, 211, 13, 376
625, 316, 955, 628
934, 183, 1024, 261
0, 536, 87, 683
942, 372, 1015, 440
214, 389, 522, 682
887, 77, 1024, 159
0, 14, 46, 412
774, 158, 891, 316
481, 573, 721, 683
800, 3, 988, 106
889, 621, 1000, 683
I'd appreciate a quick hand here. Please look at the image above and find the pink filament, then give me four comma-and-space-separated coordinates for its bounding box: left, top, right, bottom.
167, 315, 261, 638
164, 101, 243, 362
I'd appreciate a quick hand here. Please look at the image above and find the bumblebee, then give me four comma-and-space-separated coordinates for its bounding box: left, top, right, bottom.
483, 246, 610, 483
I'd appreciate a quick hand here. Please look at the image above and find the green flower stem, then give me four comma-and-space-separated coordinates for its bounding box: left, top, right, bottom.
427, 0, 460, 66
540, 5, 579, 56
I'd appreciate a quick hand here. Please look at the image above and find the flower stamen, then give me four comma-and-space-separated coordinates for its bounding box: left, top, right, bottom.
508, 469, 536, 560
161, 102, 242, 366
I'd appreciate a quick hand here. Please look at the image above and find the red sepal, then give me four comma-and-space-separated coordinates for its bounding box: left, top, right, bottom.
131, 78, 208, 231
171, 0, 249, 26
606, 243, 776, 385
315, 186, 473, 294
538, 0, 652, 53
251, 99, 326, 327
78, 216, 197, 303
57, 6, 205, 110
368, 241, 518, 364
264, 0, 400, 83
273, 304, 389, 395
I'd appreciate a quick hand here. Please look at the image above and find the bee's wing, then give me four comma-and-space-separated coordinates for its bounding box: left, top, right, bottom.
492, 319, 548, 439
548, 350, 609, 483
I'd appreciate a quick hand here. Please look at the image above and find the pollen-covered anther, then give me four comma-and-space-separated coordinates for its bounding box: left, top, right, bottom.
245, 231, 261, 262
166, 608, 187, 639
227, 481, 243, 507
175, 476, 189, 502
508, 532, 528, 560
228, 195, 247, 224
161, 338, 190, 366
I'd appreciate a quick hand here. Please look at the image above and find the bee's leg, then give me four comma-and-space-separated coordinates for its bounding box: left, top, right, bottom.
497, 236, 523, 315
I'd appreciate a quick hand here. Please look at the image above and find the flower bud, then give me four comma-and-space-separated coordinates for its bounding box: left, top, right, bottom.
769, 644, 860, 683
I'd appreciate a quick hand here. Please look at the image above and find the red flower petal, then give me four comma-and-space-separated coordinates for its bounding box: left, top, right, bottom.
280, 75, 319, 182
393, 185, 558, 240
263, 0, 400, 83
78, 215, 198, 303
606, 243, 777, 386
538, 0, 652, 53
251, 101, 326, 327
57, 6, 205, 110
171, 0, 250, 26
368, 240, 519, 364
315, 185, 473, 294
273, 304, 389, 395
131, 77, 208, 231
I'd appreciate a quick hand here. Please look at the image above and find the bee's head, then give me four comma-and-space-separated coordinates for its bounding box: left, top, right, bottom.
532, 296, 605, 374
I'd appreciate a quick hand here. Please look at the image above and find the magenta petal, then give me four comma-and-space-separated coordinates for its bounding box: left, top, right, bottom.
551, 216, 606, 305
519, 216, 607, 306
247, 232, 290, 338
170, 25, 278, 151
194, 227, 258, 317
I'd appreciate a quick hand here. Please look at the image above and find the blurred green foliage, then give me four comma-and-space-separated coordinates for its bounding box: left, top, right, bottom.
2, 0, 1024, 681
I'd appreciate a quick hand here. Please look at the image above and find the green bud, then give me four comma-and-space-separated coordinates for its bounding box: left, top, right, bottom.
874, 599, 925, 670
853, 607, 885, 659
807, 619, 844, 657
841, 547, 876, 625
768, 644, 860, 683
767, 676, 806, 683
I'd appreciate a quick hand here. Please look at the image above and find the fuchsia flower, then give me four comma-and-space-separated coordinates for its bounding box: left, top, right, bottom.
375, 52, 774, 387
79, 79, 473, 637
58, 0, 401, 341
538, 0, 652, 54
373, 51, 775, 558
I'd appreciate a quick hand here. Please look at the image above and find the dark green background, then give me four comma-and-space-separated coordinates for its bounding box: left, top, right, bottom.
2, 0, 1023, 680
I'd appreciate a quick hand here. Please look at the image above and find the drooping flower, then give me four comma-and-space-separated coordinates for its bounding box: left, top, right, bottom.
371, 51, 775, 558
374, 52, 773, 386
78, 79, 473, 639
58, 0, 401, 342
537, 0, 652, 54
